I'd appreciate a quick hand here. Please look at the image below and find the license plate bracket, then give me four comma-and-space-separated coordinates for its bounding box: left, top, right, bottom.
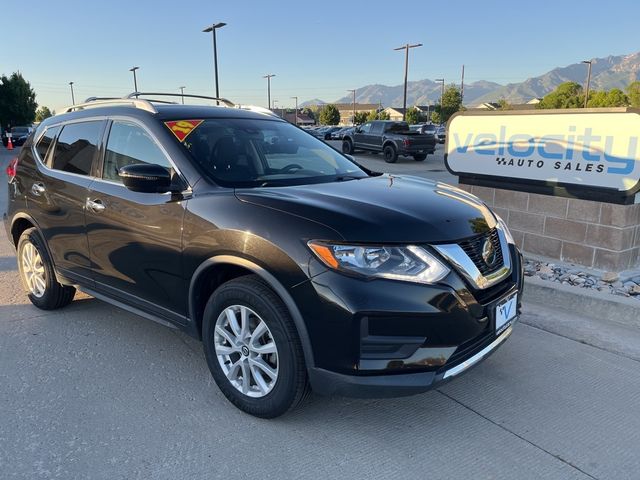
495, 292, 517, 334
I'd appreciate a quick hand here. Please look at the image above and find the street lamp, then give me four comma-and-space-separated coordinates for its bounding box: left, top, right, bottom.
393, 43, 423, 121
347, 89, 356, 126
582, 60, 592, 108
203, 22, 226, 102
179, 86, 186, 104
263, 74, 276, 109
69, 82, 75, 105
291, 96, 298, 125
435, 78, 445, 123
129, 66, 139, 95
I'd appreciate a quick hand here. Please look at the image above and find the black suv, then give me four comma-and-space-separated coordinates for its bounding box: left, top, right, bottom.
4, 94, 523, 418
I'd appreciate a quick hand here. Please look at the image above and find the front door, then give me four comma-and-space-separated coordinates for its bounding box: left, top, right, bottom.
85, 119, 188, 323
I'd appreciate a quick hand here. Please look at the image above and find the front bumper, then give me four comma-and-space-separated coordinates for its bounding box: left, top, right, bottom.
309, 324, 514, 397
294, 244, 524, 397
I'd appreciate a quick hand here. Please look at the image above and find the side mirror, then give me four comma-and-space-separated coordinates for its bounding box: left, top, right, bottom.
119, 163, 172, 193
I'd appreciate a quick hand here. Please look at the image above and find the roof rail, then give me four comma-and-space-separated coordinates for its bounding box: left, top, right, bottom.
126, 92, 235, 107
234, 104, 280, 118
63, 98, 157, 114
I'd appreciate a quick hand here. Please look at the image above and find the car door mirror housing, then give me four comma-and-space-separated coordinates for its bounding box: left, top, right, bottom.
118, 164, 172, 193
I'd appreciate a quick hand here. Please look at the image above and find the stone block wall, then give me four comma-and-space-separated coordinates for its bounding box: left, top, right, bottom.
458, 185, 640, 272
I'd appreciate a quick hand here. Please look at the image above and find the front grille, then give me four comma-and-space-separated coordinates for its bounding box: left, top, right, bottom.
458, 228, 503, 275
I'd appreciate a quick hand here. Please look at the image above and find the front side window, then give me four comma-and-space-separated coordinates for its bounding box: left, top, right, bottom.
35, 126, 60, 163
103, 121, 170, 182
359, 123, 372, 134
173, 118, 368, 187
51, 121, 102, 176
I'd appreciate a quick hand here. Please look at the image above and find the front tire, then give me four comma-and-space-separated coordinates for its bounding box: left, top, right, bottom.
383, 145, 398, 163
202, 275, 309, 418
17, 228, 75, 310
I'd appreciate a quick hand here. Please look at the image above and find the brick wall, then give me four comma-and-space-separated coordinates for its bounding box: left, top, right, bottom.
458, 185, 640, 272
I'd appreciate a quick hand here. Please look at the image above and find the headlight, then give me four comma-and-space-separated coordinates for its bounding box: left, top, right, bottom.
494, 214, 515, 244
308, 241, 449, 284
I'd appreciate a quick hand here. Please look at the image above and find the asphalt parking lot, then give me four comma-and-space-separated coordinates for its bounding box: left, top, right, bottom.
1, 145, 639, 479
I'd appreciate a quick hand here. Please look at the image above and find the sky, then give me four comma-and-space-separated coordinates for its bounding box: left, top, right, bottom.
2, 0, 639, 112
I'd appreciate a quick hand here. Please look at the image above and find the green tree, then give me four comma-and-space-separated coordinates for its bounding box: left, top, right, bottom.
0, 72, 38, 128
627, 81, 640, 108
498, 98, 512, 110
318, 104, 340, 125
301, 107, 316, 122
430, 111, 442, 125
603, 88, 629, 107
353, 111, 368, 124
35, 106, 53, 122
537, 82, 583, 109
366, 110, 378, 121
434, 85, 462, 123
405, 107, 421, 124
376, 110, 390, 120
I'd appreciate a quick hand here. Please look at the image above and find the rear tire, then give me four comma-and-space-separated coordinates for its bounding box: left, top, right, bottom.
413, 154, 427, 161
202, 275, 309, 418
17, 228, 75, 310
383, 145, 398, 163
342, 139, 353, 155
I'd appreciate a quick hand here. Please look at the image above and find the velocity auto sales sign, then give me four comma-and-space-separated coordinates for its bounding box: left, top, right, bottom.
445, 109, 640, 201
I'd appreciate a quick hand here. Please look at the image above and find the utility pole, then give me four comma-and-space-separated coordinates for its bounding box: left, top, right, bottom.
291, 96, 298, 125
435, 78, 445, 124
394, 43, 423, 121
263, 74, 276, 109
460, 65, 465, 105
203, 22, 226, 103
129, 66, 139, 95
347, 89, 356, 125
582, 60, 592, 108
69, 82, 75, 105
179, 86, 186, 104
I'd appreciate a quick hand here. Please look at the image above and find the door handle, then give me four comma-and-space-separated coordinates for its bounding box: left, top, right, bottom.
86, 199, 106, 213
31, 183, 46, 196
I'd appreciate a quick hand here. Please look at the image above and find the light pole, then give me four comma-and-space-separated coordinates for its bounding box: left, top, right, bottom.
203, 22, 226, 102
69, 82, 75, 105
291, 96, 298, 125
582, 60, 592, 108
129, 66, 139, 94
179, 86, 186, 104
393, 42, 422, 121
435, 78, 445, 124
263, 74, 276, 109
347, 89, 356, 125
460, 65, 465, 105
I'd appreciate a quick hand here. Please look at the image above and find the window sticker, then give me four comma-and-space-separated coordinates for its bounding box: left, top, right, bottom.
164, 120, 204, 142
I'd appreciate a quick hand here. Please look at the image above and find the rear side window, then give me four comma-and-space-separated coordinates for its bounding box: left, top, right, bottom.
35, 126, 60, 163
370, 122, 384, 134
51, 121, 103, 176
103, 121, 171, 182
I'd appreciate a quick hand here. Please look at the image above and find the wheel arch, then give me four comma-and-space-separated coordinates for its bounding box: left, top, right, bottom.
189, 255, 315, 369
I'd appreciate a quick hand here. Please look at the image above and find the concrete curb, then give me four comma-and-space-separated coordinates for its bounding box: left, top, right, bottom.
524, 276, 640, 330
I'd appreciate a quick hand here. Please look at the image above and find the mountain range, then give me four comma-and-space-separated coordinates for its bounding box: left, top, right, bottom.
302, 52, 640, 108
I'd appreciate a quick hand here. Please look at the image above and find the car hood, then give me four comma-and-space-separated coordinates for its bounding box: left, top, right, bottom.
235, 175, 496, 243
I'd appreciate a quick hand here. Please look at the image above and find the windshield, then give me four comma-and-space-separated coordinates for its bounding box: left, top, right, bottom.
173, 118, 369, 187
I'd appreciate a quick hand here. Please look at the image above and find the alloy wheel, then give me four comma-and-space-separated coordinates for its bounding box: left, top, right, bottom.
21, 242, 46, 298
214, 305, 279, 398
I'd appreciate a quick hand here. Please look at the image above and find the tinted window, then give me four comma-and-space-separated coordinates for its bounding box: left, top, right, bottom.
103, 121, 170, 182
359, 123, 372, 134
385, 122, 410, 132
51, 122, 102, 176
370, 122, 384, 135
35, 126, 60, 163
175, 118, 367, 187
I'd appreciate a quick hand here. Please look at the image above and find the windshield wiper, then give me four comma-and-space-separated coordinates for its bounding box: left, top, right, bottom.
334, 175, 364, 182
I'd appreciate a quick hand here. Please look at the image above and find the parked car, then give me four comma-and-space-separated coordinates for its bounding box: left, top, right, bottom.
322, 126, 342, 140
410, 123, 438, 136
5, 94, 523, 418
436, 126, 446, 144
2, 126, 32, 147
342, 120, 437, 162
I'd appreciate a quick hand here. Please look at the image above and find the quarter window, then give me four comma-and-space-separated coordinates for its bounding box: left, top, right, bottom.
103, 121, 171, 182
51, 122, 103, 176
35, 126, 60, 163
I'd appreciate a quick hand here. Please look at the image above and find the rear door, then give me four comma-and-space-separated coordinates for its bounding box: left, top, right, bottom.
85, 119, 188, 323
369, 121, 384, 150
27, 120, 105, 285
